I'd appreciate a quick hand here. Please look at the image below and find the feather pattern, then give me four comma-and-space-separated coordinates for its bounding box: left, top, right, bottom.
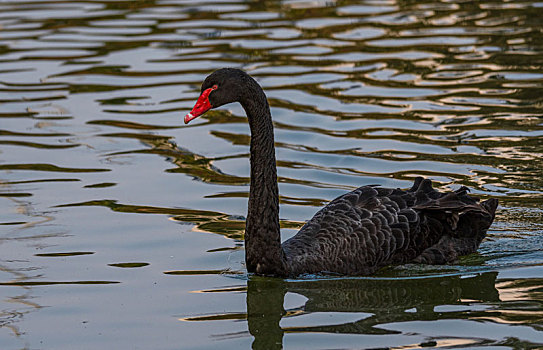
282, 177, 498, 276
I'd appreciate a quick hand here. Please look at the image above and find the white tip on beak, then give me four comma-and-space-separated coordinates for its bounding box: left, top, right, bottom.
184, 112, 195, 124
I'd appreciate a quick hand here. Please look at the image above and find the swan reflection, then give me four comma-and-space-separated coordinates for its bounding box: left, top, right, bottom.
247, 272, 499, 349
185, 272, 500, 349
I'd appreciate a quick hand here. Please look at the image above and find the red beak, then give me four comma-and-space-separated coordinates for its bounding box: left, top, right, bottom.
184, 86, 215, 124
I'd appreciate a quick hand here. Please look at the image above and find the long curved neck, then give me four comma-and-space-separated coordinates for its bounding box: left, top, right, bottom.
240, 83, 287, 276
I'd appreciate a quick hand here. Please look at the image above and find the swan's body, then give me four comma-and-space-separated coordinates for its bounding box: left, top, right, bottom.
185, 68, 498, 277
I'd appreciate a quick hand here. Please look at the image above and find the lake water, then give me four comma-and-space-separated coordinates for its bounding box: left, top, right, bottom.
1, 0, 542, 349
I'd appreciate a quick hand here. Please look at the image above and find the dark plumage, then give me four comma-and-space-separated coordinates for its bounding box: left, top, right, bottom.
184, 68, 498, 277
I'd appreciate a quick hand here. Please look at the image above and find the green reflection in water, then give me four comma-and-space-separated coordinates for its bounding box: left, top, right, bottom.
108, 262, 149, 268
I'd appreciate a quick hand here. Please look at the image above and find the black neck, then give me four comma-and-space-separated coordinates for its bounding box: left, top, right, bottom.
240, 82, 287, 276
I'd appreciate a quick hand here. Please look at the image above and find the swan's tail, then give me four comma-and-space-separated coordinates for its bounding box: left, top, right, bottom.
410, 178, 498, 264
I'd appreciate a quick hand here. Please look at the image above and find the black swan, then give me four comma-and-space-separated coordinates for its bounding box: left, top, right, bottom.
184, 68, 498, 277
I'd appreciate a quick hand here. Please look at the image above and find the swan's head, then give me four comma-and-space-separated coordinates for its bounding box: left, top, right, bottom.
184, 68, 250, 124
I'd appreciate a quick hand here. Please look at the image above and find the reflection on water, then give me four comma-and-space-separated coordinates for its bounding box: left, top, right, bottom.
188, 272, 543, 349
1, 0, 543, 349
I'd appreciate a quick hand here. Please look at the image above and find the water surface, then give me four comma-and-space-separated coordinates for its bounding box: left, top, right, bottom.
1, 0, 542, 349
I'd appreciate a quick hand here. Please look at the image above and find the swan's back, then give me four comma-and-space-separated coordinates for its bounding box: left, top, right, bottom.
282, 177, 498, 276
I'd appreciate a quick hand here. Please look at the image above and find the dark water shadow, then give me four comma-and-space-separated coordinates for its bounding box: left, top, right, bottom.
245, 272, 500, 349
181, 272, 506, 349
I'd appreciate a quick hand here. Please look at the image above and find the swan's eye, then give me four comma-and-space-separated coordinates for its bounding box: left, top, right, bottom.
212, 84, 218, 90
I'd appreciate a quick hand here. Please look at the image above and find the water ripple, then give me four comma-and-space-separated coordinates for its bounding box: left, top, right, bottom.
1, 1, 543, 348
